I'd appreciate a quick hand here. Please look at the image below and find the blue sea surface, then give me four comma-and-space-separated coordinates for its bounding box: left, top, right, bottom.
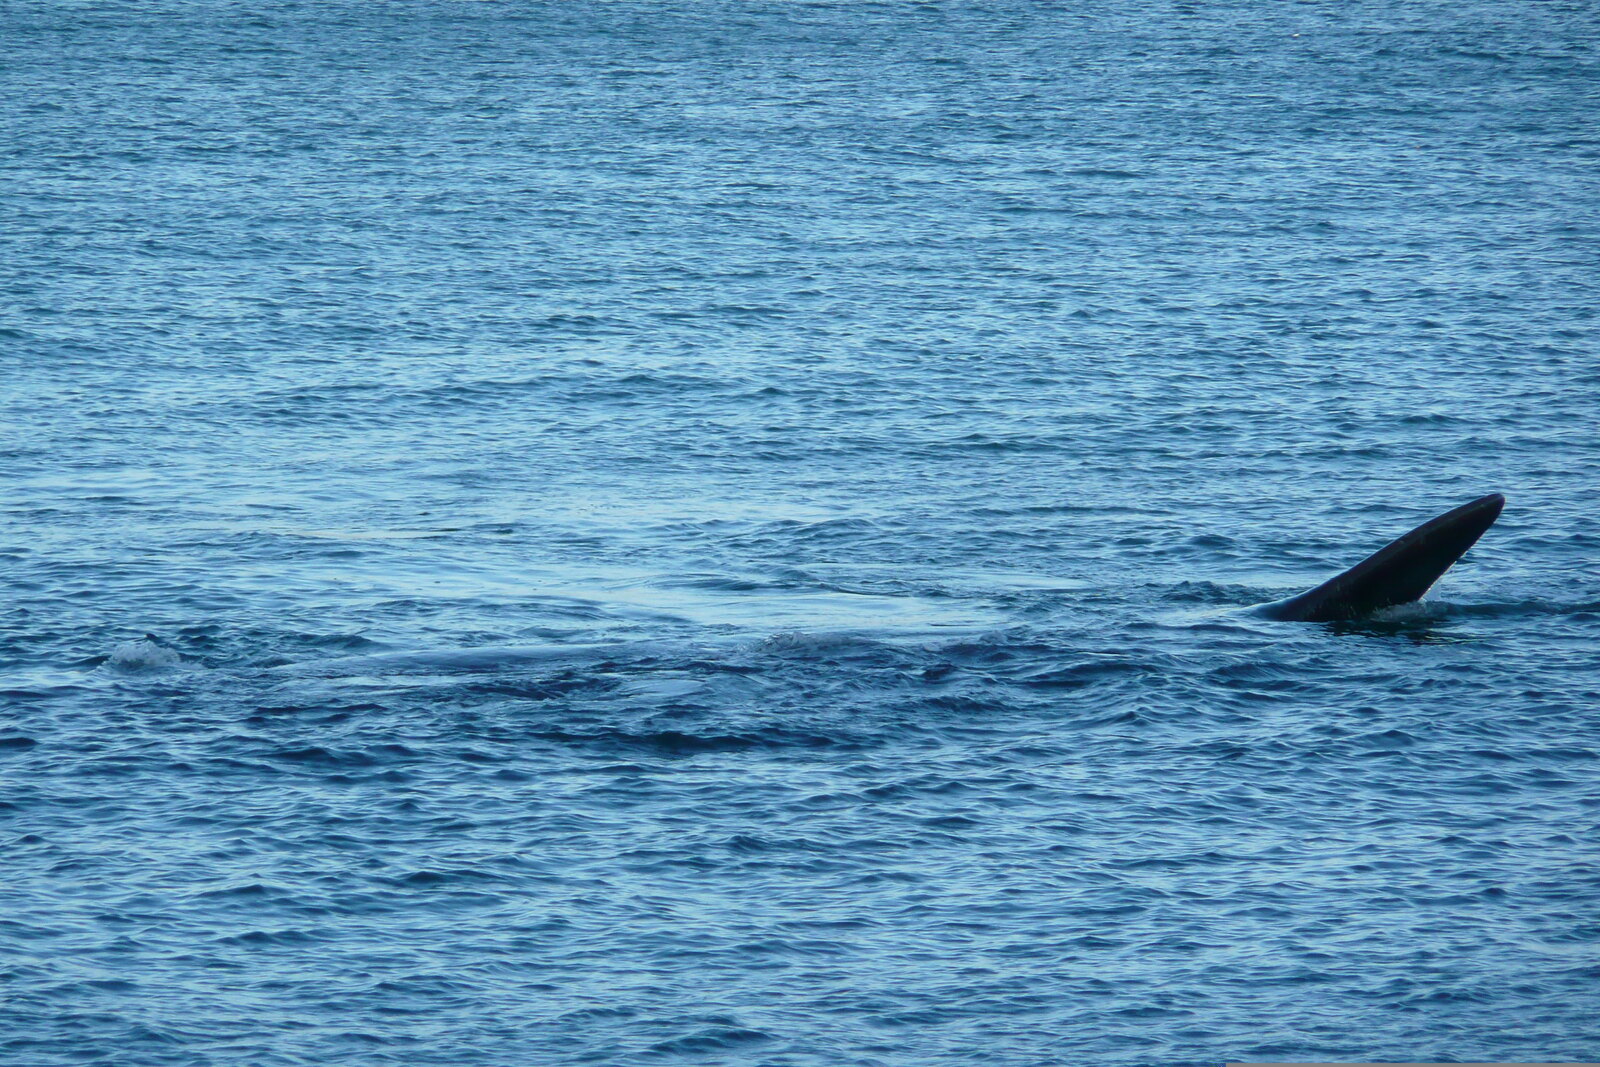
3, 2, 1599, 1064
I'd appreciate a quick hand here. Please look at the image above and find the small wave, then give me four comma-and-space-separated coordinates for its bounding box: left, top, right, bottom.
216, 928, 318, 946
752, 631, 888, 656
530, 726, 852, 755
281, 641, 639, 677
1016, 657, 1156, 689
1163, 580, 1262, 606
645, 1024, 774, 1056
1440, 598, 1600, 619
271, 744, 417, 767
1065, 166, 1144, 179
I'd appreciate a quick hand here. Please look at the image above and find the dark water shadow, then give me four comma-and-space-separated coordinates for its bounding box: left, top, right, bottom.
1319, 615, 1466, 644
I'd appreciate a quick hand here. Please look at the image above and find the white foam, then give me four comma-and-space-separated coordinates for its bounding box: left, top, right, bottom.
105, 638, 182, 673
753, 630, 883, 654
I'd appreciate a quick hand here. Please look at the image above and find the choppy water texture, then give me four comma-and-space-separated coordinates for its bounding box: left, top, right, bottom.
4, 2, 1600, 1064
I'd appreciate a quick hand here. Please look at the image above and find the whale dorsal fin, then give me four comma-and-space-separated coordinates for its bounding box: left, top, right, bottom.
1259, 493, 1504, 622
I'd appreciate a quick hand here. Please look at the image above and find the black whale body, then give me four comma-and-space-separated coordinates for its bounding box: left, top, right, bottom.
1257, 493, 1505, 622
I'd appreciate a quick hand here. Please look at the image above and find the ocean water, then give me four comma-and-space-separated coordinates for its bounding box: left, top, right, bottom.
3, 1, 1599, 1064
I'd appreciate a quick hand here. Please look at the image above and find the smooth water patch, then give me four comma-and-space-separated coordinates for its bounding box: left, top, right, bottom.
3, 0, 1599, 1065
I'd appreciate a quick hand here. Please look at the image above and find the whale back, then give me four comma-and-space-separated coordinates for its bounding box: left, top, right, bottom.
1259, 493, 1505, 622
